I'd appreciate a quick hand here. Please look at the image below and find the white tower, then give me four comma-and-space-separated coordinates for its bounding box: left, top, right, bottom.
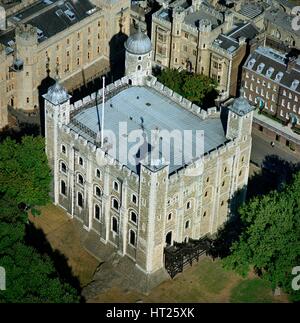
43, 80, 71, 204
124, 25, 152, 85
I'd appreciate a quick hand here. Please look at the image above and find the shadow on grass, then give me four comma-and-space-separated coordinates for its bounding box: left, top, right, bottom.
0, 122, 40, 143
25, 222, 85, 303
208, 155, 300, 260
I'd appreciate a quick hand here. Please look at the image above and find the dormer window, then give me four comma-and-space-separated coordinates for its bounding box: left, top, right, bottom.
275, 72, 283, 82
291, 79, 299, 91
266, 67, 274, 78
256, 63, 265, 73
247, 58, 256, 69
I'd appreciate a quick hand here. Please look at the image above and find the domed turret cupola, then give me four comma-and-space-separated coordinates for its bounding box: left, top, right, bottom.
226, 88, 254, 140
43, 80, 71, 106
124, 25, 152, 85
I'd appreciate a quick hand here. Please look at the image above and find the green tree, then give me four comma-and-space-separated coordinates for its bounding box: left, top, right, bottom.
224, 172, 300, 302
182, 73, 218, 106
157, 68, 185, 95
0, 136, 80, 303
157, 68, 218, 107
0, 136, 51, 214
0, 222, 80, 303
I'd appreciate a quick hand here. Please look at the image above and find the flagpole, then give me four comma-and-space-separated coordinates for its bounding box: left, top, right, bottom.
101, 76, 105, 148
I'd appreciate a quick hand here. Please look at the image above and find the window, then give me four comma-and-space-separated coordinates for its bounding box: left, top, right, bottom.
26, 97, 29, 103
259, 125, 263, 132
131, 194, 137, 205
112, 217, 118, 233
130, 211, 137, 224
112, 198, 119, 211
206, 177, 209, 183
186, 201, 191, 209
129, 230, 136, 246
137, 65, 141, 71
168, 212, 172, 221
203, 211, 206, 218
94, 204, 101, 221
185, 220, 190, 229
113, 181, 119, 192
239, 170, 242, 177
204, 191, 208, 197
276, 134, 280, 141
78, 157, 83, 166
61, 162, 67, 173
222, 180, 225, 187
61, 145, 66, 154
221, 200, 224, 206
77, 174, 84, 185
96, 169, 101, 179
184, 32, 189, 39
138, 56, 141, 61
77, 192, 83, 208
61, 180, 66, 196
95, 186, 102, 197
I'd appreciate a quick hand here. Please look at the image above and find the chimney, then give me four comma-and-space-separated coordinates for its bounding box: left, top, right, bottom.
286, 57, 297, 73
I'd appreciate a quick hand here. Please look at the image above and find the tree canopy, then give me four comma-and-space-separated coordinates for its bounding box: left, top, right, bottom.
0, 136, 80, 303
157, 68, 218, 108
224, 172, 300, 302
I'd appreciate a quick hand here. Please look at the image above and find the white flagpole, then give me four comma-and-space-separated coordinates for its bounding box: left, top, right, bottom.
101, 76, 105, 148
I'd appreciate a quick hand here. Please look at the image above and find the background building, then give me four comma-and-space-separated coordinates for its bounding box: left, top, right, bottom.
242, 46, 300, 154
151, 0, 261, 99
0, 0, 131, 130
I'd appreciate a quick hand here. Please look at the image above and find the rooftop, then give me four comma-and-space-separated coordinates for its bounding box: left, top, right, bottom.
244, 46, 300, 93
69, 86, 227, 174
265, 7, 300, 36
0, 0, 99, 48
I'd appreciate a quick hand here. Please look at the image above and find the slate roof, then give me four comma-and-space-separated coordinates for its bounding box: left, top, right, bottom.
243, 47, 300, 94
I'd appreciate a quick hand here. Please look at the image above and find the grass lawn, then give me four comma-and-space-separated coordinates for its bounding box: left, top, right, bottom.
34, 204, 289, 303
230, 279, 274, 303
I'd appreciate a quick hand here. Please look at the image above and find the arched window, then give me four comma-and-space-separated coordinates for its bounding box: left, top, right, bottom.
77, 174, 84, 185
94, 204, 101, 221
137, 65, 141, 71
131, 194, 137, 205
96, 169, 101, 179
112, 198, 119, 211
61, 180, 66, 196
168, 212, 172, 221
185, 220, 190, 229
61, 162, 67, 173
186, 201, 191, 209
129, 230, 136, 246
138, 56, 142, 61
112, 217, 118, 233
78, 157, 83, 166
130, 211, 137, 224
113, 181, 119, 192
95, 186, 102, 197
77, 192, 83, 208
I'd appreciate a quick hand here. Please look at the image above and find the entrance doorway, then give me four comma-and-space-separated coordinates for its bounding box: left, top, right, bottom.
165, 231, 172, 246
